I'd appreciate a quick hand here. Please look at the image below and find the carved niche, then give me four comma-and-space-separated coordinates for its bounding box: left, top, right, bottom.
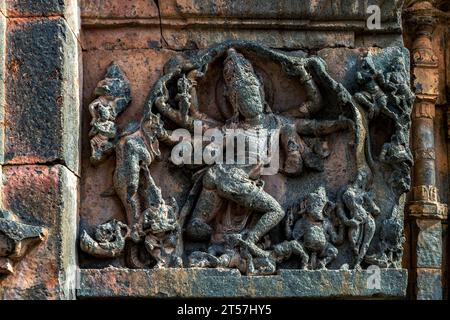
80, 41, 413, 274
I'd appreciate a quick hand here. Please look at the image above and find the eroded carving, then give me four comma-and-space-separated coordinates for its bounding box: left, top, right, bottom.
0, 210, 47, 275
275, 187, 344, 270
88, 63, 132, 164
80, 41, 413, 273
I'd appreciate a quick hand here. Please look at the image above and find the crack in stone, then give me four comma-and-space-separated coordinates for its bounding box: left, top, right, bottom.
153, 0, 169, 49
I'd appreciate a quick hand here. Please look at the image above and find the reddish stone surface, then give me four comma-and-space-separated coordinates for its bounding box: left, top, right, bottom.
0, 165, 77, 300
80, 0, 159, 19
161, 29, 355, 51
159, 0, 402, 21
6, 0, 69, 17
81, 27, 161, 51
80, 49, 179, 267
0, 8, 5, 163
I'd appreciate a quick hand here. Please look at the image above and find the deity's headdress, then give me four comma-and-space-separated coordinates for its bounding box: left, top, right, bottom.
222, 48, 270, 121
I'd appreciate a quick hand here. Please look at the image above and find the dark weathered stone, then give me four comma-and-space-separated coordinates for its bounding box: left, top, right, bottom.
161, 30, 355, 51
160, 0, 403, 22
156, 0, 404, 50
6, 0, 69, 17
0, 165, 77, 300
78, 268, 408, 299
6, 0, 80, 36
355, 34, 405, 49
416, 220, 442, 268
416, 268, 443, 300
4, 17, 80, 174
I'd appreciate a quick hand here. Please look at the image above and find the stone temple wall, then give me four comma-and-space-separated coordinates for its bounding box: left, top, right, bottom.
0, 0, 448, 300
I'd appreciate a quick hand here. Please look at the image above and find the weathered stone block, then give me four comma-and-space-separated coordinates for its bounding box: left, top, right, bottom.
6, 0, 71, 17
80, 0, 159, 19
81, 27, 162, 51
415, 220, 443, 268
0, 8, 5, 163
416, 268, 442, 300
160, 0, 402, 22
6, 0, 80, 36
4, 17, 80, 174
0, 165, 77, 300
78, 268, 408, 299
162, 29, 354, 50
157, 0, 403, 50
355, 34, 404, 49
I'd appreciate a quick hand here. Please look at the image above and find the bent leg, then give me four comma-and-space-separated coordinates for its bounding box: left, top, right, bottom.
185, 186, 224, 242
356, 216, 376, 265
295, 118, 353, 136
217, 176, 285, 244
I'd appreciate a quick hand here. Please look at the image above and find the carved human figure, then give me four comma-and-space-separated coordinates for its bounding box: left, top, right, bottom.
274, 187, 343, 270
113, 113, 178, 243
83, 64, 182, 267
88, 63, 131, 164
385, 56, 415, 116
379, 131, 413, 196
153, 48, 353, 263
336, 170, 381, 269
365, 215, 405, 269
354, 55, 398, 122
175, 74, 192, 122
89, 101, 117, 161
142, 198, 181, 268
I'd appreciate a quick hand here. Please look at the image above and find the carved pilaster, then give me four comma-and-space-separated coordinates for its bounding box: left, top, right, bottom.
406, 1, 447, 221
405, 0, 447, 300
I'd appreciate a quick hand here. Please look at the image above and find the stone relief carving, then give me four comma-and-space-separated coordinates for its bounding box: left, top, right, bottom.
80, 41, 414, 274
0, 209, 47, 275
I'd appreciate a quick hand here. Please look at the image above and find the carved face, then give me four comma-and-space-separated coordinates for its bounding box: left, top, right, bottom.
304, 191, 327, 221
98, 105, 113, 121
354, 170, 370, 189
392, 57, 405, 72
94, 222, 117, 242
142, 113, 165, 139
223, 48, 265, 120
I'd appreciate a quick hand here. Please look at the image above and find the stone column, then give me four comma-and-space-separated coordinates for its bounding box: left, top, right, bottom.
0, 0, 80, 300
405, 1, 448, 300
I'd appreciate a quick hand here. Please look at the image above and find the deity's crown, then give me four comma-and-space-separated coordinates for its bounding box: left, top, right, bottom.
223, 48, 258, 88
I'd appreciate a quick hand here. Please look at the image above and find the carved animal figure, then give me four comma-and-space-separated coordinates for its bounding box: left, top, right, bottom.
80, 219, 128, 258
